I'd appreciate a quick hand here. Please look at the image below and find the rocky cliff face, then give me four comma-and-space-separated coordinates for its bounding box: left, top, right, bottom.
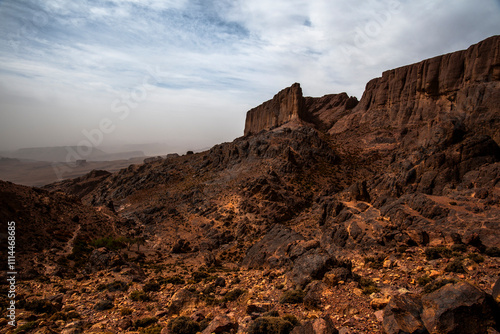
244, 36, 500, 147
244, 83, 305, 136
330, 35, 500, 146
244, 83, 358, 135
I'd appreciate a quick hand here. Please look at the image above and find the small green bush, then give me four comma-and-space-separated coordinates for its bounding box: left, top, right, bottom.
359, 277, 380, 295
139, 325, 162, 334
248, 316, 295, 334
485, 247, 500, 257
130, 290, 150, 302
161, 276, 185, 285
14, 321, 38, 333
24, 299, 58, 314
279, 290, 305, 304
167, 316, 200, 334
94, 299, 113, 311
67, 310, 81, 319
425, 246, 453, 260
467, 253, 484, 263
91, 236, 132, 250
192, 271, 209, 283
282, 315, 300, 327
423, 278, 457, 293
364, 255, 385, 269
223, 288, 246, 302
120, 307, 133, 316
451, 244, 467, 253
444, 259, 466, 273
417, 275, 433, 287
135, 317, 158, 329
143, 281, 161, 292
104, 281, 128, 292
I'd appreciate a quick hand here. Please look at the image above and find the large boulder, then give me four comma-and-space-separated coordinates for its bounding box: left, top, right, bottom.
421, 282, 498, 334
382, 293, 427, 334
286, 249, 338, 288
201, 315, 238, 334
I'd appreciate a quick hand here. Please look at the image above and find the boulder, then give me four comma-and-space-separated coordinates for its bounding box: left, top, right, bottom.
382, 293, 427, 334
168, 288, 196, 315
171, 239, 191, 253
286, 249, 338, 287
421, 282, 498, 334
85, 247, 124, 272
201, 315, 238, 334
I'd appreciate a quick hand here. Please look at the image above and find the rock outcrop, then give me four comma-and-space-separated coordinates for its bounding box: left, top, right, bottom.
244, 83, 358, 135
244, 83, 306, 136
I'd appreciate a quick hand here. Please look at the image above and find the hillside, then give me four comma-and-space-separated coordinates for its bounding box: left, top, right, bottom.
1, 36, 499, 334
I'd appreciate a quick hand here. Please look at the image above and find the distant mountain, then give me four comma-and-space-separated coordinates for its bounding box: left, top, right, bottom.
4, 146, 145, 162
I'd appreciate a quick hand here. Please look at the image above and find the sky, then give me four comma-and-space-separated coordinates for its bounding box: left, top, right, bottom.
0, 0, 499, 155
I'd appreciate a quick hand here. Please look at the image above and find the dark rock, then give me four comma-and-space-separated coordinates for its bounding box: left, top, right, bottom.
202, 315, 238, 334
291, 315, 338, 334
323, 267, 353, 286
117, 318, 132, 330
347, 180, 371, 202
214, 277, 226, 287
86, 247, 125, 273
171, 239, 191, 253
94, 299, 113, 311
304, 281, 325, 309
242, 224, 304, 269
287, 249, 338, 287
382, 293, 427, 334
246, 304, 268, 318
421, 282, 498, 334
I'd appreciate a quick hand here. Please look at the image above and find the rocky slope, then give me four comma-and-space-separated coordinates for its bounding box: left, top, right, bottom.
1, 36, 500, 334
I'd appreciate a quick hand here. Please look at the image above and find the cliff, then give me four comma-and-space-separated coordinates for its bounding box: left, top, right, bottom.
330, 35, 500, 145
245, 36, 500, 146
244, 83, 305, 136
244, 83, 358, 135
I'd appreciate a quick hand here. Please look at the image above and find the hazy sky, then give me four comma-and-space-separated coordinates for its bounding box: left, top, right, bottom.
1, 0, 499, 154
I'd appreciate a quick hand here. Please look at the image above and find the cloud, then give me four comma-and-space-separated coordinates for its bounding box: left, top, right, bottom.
0, 0, 499, 152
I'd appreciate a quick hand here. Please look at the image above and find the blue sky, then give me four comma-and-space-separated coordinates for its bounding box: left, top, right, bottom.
1, 0, 499, 154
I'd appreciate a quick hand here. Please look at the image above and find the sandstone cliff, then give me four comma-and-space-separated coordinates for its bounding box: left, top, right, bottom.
244, 83, 358, 135
330, 35, 500, 146
244, 83, 305, 136
245, 36, 500, 147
